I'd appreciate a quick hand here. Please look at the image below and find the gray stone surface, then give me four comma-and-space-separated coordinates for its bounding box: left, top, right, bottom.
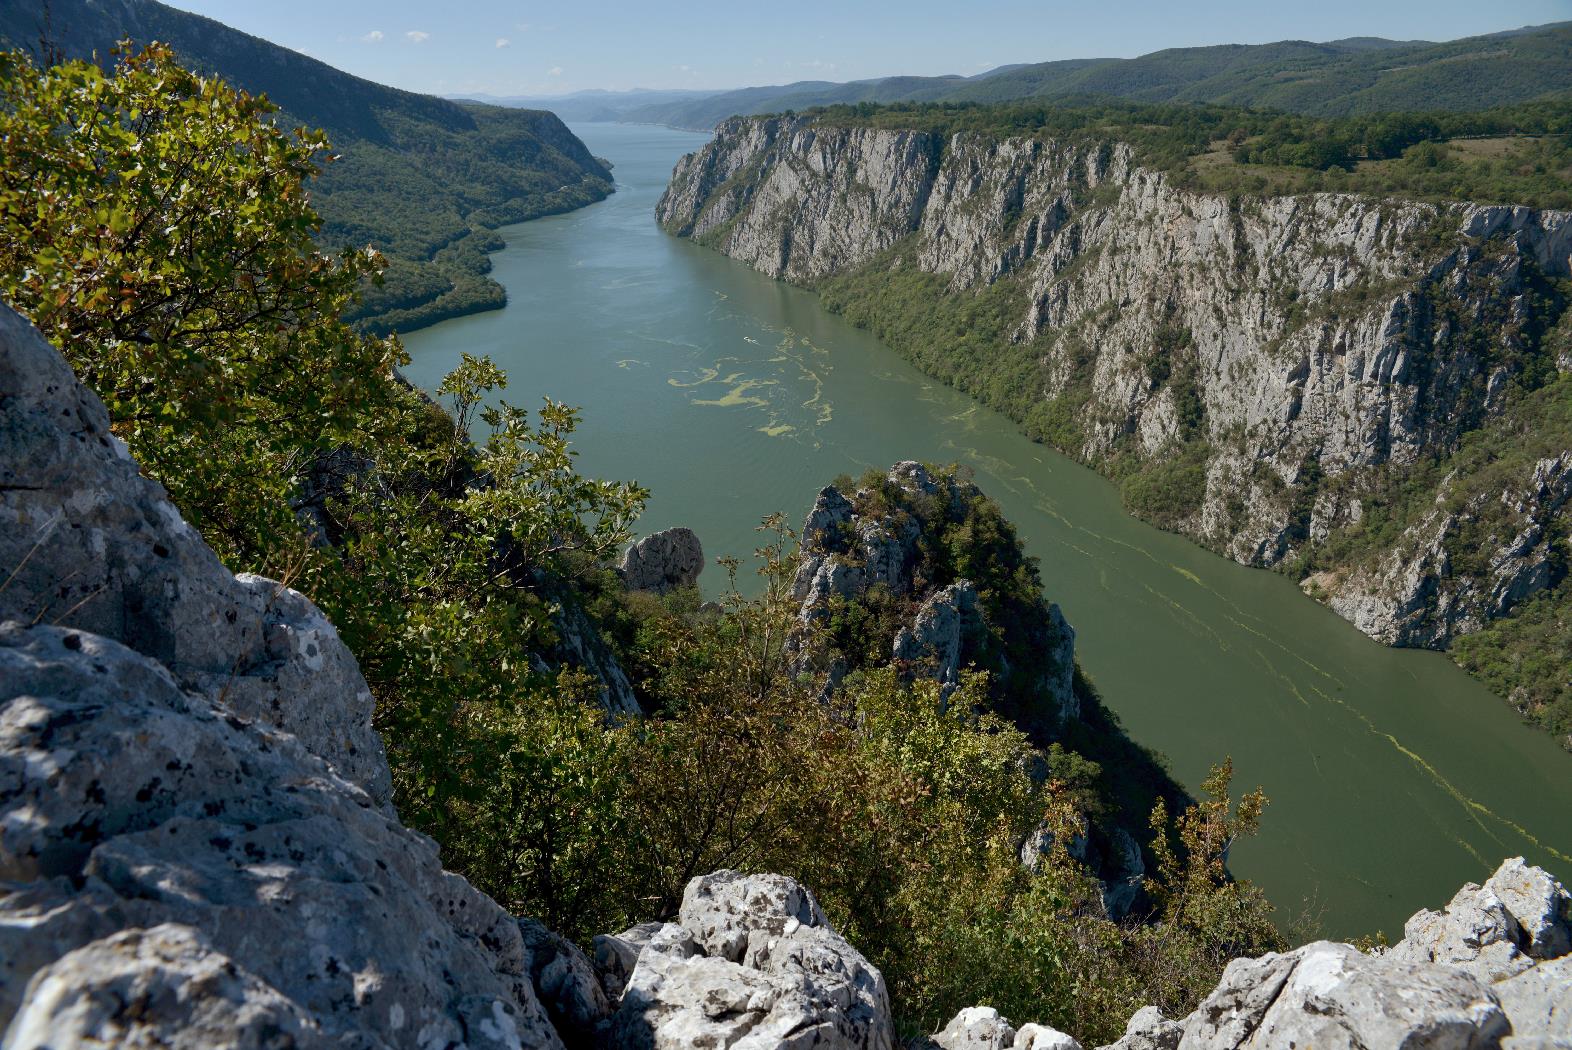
1390, 857, 1572, 983
1015, 1023, 1084, 1050
893, 580, 980, 704
1495, 956, 1572, 1046
618, 527, 705, 594
1176, 941, 1508, 1049
933, 1006, 1017, 1049
0, 304, 389, 808
1097, 1006, 1182, 1050
520, 916, 613, 1047
6, 924, 330, 1050
0, 622, 566, 1048
595, 922, 665, 1004
608, 870, 893, 1050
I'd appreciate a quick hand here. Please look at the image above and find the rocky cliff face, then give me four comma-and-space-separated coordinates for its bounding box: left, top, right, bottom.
789, 461, 1077, 732
658, 116, 1572, 654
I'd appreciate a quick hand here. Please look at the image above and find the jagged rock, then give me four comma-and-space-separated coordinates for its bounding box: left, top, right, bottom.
1177, 940, 1508, 1050
619, 527, 705, 594
802, 485, 856, 550
1495, 955, 1572, 1045
608, 870, 893, 1050
0, 305, 390, 809
1095, 857, 1572, 1050
6, 924, 328, 1050
550, 598, 642, 717
661, 117, 1572, 652
1328, 455, 1572, 647
1485, 857, 1572, 960
1015, 1023, 1084, 1050
595, 922, 665, 1004
0, 622, 565, 1048
893, 580, 980, 703
1099, 828, 1147, 920
520, 917, 613, 1047
1096, 1006, 1182, 1050
933, 1005, 1016, 1049
1389, 857, 1572, 982
929, 1007, 1082, 1050
0, 311, 571, 1047
789, 462, 1077, 727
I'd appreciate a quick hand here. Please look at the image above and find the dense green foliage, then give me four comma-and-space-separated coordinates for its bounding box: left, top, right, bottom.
0, 44, 401, 561
628, 22, 1572, 130
0, 0, 613, 334
0, 44, 1287, 1042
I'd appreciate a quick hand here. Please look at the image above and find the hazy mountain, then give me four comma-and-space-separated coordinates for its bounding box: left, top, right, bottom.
626, 22, 1572, 130
461, 88, 724, 123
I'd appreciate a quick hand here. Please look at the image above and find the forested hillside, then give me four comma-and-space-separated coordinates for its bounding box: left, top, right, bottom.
627, 22, 1572, 130
0, 0, 614, 332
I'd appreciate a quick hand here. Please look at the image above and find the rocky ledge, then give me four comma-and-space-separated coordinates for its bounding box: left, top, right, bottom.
789, 461, 1077, 730
930, 856, 1571, 1050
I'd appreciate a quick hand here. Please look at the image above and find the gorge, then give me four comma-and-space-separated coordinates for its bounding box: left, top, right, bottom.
399, 122, 1572, 940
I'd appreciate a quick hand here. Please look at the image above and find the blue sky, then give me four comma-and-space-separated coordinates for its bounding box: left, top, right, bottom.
162, 1, 1572, 98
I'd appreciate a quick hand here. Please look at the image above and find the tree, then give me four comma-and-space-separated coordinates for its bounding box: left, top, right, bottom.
0, 42, 401, 564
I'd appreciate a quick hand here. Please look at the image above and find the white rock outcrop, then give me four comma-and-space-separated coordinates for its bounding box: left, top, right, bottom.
0, 306, 391, 809
929, 1006, 1084, 1050
609, 871, 893, 1050
618, 526, 706, 594
790, 461, 1078, 727
1095, 856, 1572, 1050
0, 306, 575, 1046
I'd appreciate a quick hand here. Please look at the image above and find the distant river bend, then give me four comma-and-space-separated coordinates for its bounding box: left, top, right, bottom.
401, 122, 1572, 938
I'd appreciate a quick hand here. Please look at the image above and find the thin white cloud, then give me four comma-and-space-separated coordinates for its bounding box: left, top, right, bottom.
405, 30, 430, 44
515, 22, 532, 32
361, 29, 384, 42
547, 66, 563, 76
496, 37, 511, 48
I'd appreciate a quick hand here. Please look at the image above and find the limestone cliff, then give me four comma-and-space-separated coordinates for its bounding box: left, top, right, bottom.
658, 115, 1572, 661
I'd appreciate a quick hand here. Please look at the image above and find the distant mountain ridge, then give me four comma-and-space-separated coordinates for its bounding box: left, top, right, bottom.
463, 88, 724, 124
609, 22, 1571, 130
0, 0, 615, 333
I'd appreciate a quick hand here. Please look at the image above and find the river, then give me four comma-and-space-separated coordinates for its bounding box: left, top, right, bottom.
400, 121, 1572, 939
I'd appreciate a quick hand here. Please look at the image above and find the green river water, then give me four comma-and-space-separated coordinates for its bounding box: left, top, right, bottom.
401, 121, 1572, 939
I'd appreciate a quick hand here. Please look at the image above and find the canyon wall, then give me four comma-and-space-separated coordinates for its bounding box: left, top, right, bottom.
658, 116, 1572, 655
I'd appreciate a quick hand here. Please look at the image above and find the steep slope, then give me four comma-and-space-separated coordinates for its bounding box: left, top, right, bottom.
657, 114, 1572, 744
0, 0, 614, 333
629, 23, 1571, 131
